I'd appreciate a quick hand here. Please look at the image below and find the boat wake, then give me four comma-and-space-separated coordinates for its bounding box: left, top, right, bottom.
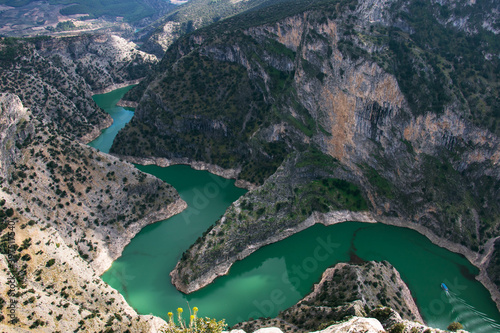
446, 291, 500, 333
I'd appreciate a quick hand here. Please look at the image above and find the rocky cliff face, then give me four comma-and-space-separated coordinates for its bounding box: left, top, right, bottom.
112, 0, 499, 304
33, 34, 158, 93
0, 94, 32, 180
0, 34, 158, 142
0, 94, 185, 331
233, 262, 461, 333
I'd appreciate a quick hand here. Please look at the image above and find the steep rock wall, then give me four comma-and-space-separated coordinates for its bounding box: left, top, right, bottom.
110, 0, 500, 311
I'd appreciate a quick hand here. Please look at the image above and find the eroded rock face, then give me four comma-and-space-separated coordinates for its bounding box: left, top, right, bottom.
0, 34, 158, 142
313, 317, 385, 333
0, 96, 185, 331
233, 262, 460, 333
296, 262, 423, 323
0, 94, 31, 179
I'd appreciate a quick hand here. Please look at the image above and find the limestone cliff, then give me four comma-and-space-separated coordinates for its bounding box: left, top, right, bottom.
0, 93, 31, 181
0, 34, 158, 142
110, 0, 500, 309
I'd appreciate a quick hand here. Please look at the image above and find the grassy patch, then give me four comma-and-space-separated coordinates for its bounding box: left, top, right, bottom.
294, 178, 368, 216
364, 166, 394, 199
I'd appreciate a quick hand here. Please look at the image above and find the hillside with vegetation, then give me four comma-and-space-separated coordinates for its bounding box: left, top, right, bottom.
0, 91, 185, 331
111, 0, 500, 306
0, 0, 177, 38
232, 261, 441, 333
0, 34, 158, 141
137, 0, 274, 57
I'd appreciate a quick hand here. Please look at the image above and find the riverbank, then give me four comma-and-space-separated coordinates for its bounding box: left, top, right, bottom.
378, 216, 500, 313
113, 155, 258, 190
92, 79, 143, 95
170, 207, 500, 313
116, 100, 139, 108
170, 210, 377, 294
80, 113, 114, 144
94, 198, 187, 275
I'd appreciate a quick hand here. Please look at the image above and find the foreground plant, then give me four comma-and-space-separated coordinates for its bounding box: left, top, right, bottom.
163, 307, 227, 333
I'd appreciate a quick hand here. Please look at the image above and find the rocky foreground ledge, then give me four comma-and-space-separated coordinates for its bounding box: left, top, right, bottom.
228, 316, 468, 333
232, 261, 467, 333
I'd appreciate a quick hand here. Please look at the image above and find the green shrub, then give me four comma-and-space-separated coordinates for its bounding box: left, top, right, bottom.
390, 323, 406, 333
45, 259, 56, 267
370, 306, 392, 320
447, 322, 463, 331
162, 307, 226, 333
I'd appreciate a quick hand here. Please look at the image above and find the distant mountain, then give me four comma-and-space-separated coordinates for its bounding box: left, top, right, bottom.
137, 0, 306, 57
0, 0, 177, 37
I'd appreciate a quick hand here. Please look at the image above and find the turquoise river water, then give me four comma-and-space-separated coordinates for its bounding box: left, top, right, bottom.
90, 88, 500, 332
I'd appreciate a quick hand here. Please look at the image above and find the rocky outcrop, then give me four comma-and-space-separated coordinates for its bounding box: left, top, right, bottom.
233, 262, 463, 333
312, 317, 385, 333
0, 34, 158, 141
297, 262, 423, 323
0, 95, 185, 331
232, 317, 468, 333
0, 94, 31, 179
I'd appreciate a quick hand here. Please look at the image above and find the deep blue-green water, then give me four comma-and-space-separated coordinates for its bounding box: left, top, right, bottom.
93, 87, 500, 332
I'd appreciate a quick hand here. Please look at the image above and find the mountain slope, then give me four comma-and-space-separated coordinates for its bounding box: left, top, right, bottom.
111, 0, 500, 307
137, 0, 287, 57
0, 34, 158, 142
0, 92, 185, 331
